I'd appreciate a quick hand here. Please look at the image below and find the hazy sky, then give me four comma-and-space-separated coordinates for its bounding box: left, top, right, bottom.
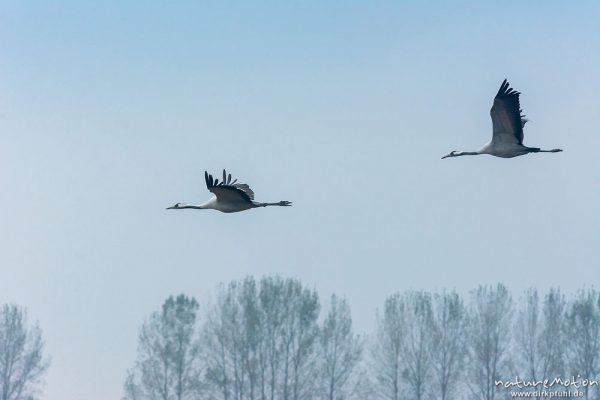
1, 1, 599, 399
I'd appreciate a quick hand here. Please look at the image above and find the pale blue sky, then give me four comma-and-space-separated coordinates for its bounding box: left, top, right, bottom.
1, 1, 599, 399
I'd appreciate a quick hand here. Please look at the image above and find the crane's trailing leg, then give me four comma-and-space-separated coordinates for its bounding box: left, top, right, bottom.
255, 201, 292, 207
527, 148, 563, 154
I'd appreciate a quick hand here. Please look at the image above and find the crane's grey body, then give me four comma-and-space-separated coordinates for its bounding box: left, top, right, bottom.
442, 79, 562, 159
167, 170, 292, 213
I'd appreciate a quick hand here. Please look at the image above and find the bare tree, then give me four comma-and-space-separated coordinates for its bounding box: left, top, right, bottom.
565, 289, 600, 400
318, 295, 362, 400
465, 284, 513, 400
401, 291, 433, 400
258, 276, 287, 400
204, 278, 264, 400
123, 294, 203, 400
515, 288, 567, 397
371, 294, 406, 400
516, 288, 541, 384
204, 276, 320, 400
430, 290, 466, 400
204, 286, 235, 400
274, 278, 320, 400
538, 289, 566, 379
0, 304, 49, 400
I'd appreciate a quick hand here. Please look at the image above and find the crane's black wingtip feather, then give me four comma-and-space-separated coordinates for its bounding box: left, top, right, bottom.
497, 79, 508, 97
496, 78, 521, 100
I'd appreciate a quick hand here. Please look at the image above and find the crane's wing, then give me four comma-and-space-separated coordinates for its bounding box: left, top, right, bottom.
490, 79, 528, 145
205, 170, 255, 203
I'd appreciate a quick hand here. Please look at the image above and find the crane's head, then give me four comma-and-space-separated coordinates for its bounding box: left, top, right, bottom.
441, 151, 459, 159
166, 203, 182, 210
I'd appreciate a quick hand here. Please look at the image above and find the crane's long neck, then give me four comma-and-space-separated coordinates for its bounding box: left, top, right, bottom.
177, 204, 206, 209
169, 202, 211, 210
442, 150, 481, 159
455, 151, 481, 156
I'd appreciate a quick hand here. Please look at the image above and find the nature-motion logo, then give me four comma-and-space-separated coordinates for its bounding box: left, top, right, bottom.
495, 376, 599, 390
495, 376, 598, 398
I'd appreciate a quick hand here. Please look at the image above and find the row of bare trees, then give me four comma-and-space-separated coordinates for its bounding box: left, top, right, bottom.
123, 280, 600, 400
124, 277, 362, 400
371, 285, 600, 400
